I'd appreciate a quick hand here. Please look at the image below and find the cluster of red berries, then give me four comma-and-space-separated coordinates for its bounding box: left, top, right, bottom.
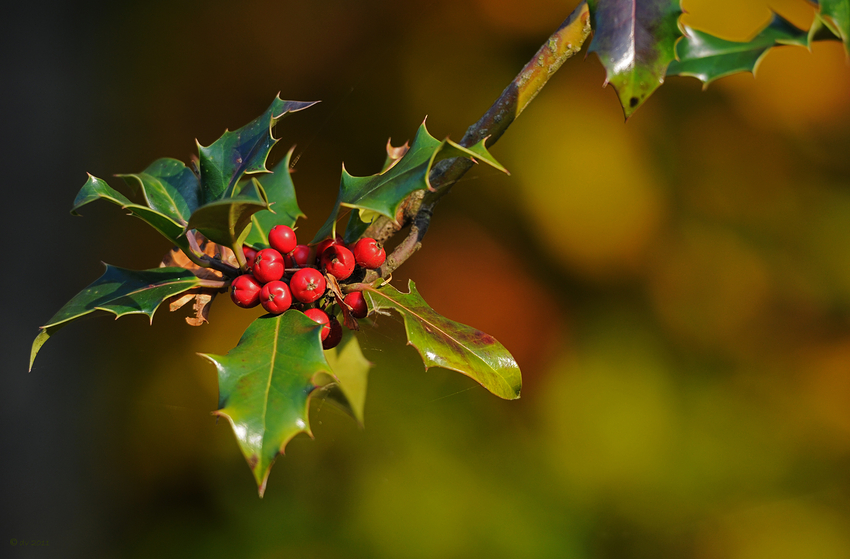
229, 225, 386, 349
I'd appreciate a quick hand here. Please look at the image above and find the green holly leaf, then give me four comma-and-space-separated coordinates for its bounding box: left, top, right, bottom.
312, 122, 507, 244
818, 0, 850, 53
185, 178, 270, 249
71, 174, 194, 255
197, 96, 318, 204
321, 330, 372, 425
243, 147, 305, 249
587, 0, 683, 118
30, 266, 202, 371
200, 311, 333, 496
118, 158, 201, 225
362, 281, 521, 400
667, 13, 808, 86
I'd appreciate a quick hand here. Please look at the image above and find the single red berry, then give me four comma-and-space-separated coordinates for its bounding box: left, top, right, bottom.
242, 245, 258, 269
253, 248, 285, 284
290, 268, 327, 303
352, 237, 386, 269
314, 238, 338, 265
304, 308, 330, 340
269, 225, 297, 255
230, 274, 262, 308
290, 244, 311, 267
322, 318, 342, 350
320, 245, 355, 280
343, 291, 368, 319
259, 280, 292, 315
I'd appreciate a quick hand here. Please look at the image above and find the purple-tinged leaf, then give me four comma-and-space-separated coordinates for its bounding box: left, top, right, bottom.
587, 0, 683, 118
197, 96, 317, 204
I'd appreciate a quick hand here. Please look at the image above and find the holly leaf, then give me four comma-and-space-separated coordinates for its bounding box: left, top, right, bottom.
30, 266, 202, 371
185, 178, 270, 249
243, 147, 305, 249
338, 140, 411, 244
321, 330, 372, 425
312, 122, 508, 244
118, 158, 201, 225
817, 0, 850, 53
362, 281, 521, 400
72, 174, 194, 255
200, 311, 333, 497
587, 0, 683, 118
197, 96, 318, 204
667, 13, 808, 86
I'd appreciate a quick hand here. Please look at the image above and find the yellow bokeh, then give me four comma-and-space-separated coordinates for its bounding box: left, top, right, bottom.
506, 84, 665, 280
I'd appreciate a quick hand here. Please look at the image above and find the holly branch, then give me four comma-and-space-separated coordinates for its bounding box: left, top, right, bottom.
362, 2, 592, 283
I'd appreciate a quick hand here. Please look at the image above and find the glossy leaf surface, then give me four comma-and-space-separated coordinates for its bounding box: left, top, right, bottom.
322, 330, 372, 425
312, 123, 507, 243
243, 148, 305, 248
201, 311, 332, 496
363, 281, 521, 400
197, 96, 317, 203
667, 14, 808, 85
71, 174, 192, 253
30, 266, 201, 370
587, 0, 683, 118
185, 178, 270, 248
118, 158, 201, 225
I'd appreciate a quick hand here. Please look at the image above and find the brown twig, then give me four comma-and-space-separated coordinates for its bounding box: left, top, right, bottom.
362, 1, 592, 282
200, 256, 241, 276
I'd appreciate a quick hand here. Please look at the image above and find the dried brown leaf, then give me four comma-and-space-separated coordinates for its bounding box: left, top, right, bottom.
186, 292, 214, 326
168, 288, 217, 326
382, 139, 410, 173
159, 231, 238, 279
169, 293, 197, 312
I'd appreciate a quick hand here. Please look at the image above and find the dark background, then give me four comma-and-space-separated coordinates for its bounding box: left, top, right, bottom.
4, 0, 850, 557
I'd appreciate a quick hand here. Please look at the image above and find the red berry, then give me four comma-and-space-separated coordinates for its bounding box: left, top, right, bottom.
322, 318, 342, 350
242, 245, 258, 269
304, 308, 330, 340
290, 244, 311, 267
230, 274, 262, 308
269, 225, 297, 255
290, 268, 327, 303
343, 292, 368, 319
259, 280, 292, 315
253, 248, 285, 284
320, 245, 355, 280
314, 238, 338, 265
352, 237, 386, 269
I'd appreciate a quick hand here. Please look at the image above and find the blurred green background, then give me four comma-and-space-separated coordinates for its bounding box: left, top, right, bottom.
4, 0, 850, 557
